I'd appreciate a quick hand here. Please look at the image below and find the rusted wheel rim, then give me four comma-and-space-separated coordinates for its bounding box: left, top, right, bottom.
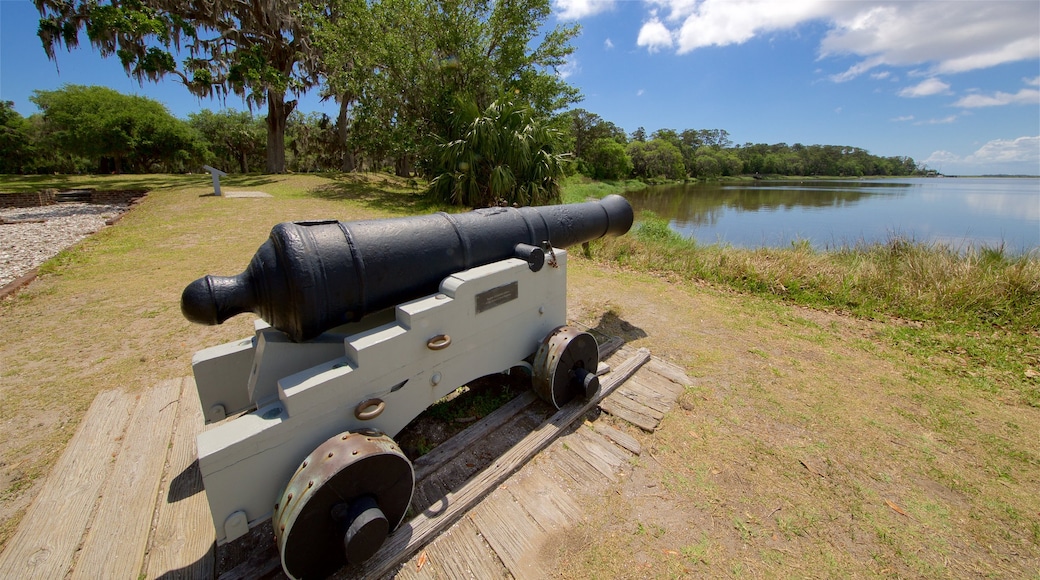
273, 431, 413, 579
533, 326, 600, 409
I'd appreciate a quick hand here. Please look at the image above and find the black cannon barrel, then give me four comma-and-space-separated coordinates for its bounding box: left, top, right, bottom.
181, 194, 634, 342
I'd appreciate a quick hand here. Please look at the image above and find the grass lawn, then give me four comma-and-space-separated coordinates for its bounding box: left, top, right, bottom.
1, 172, 1037, 577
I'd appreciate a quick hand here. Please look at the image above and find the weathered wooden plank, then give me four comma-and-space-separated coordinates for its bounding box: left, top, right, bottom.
71, 380, 181, 580
347, 348, 650, 579
614, 380, 671, 415
644, 359, 692, 392
412, 477, 453, 516
598, 396, 659, 432
406, 518, 507, 580
548, 444, 609, 488
413, 391, 538, 484
0, 390, 135, 579
218, 541, 281, 580
591, 422, 641, 456
573, 425, 631, 468
469, 488, 545, 579
559, 432, 618, 480
143, 377, 216, 579
638, 369, 685, 401
596, 334, 625, 361
601, 383, 661, 417
506, 468, 583, 532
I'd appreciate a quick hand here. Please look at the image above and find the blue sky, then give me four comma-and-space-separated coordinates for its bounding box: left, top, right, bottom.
2, 0, 1038, 175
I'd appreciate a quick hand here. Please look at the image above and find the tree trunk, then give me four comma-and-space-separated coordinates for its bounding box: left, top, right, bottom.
265, 91, 295, 174
394, 155, 413, 177
337, 96, 355, 172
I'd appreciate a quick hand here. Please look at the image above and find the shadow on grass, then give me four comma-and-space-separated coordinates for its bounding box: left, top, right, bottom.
220, 175, 280, 188
586, 310, 648, 344
306, 172, 442, 214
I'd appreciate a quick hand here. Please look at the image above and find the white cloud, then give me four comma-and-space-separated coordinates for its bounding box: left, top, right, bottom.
891, 115, 914, 122
628, 1, 1038, 80
870, 71, 890, 80
924, 136, 1040, 175
661, 0, 834, 53
557, 58, 580, 80
1027, 77, 1040, 87
554, 0, 615, 20
915, 115, 958, 125
821, 2, 1039, 78
971, 136, 1040, 164
637, 16, 674, 53
954, 88, 1040, 108
899, 78, 951, 98
604, 38, 615, 50
637, 89, 645, 97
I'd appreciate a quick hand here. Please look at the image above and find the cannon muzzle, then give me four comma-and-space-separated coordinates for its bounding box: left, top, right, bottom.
182, 194, 633, 341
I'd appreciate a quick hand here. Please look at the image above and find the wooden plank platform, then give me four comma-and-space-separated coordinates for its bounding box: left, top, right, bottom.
0, 377, 215, 579
0, 344, 691, 579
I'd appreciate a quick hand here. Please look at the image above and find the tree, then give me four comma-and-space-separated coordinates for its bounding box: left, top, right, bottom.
628, 138, 684, 180
35, 0, 322, 173
286, 111, 343, 173
31, 85, 203, 173
585, 137, 632, 180
188, 109, 266, 173
0, 102, 36, 174
316, 0, 580, 177
428, 99, 567, 207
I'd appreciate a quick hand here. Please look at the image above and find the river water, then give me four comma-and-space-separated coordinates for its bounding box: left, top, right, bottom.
626, 178, 1040, 253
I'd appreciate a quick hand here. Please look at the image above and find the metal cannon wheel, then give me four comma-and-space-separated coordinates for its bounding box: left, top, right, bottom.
273, 430, 414, 579
533, 325, 600, 409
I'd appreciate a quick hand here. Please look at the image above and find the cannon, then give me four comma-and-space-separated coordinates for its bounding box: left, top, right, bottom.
182, 195, 633, 579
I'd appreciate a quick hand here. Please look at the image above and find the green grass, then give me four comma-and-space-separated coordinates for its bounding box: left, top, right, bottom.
597, 213, 1040, 329
560, 174, 647, 204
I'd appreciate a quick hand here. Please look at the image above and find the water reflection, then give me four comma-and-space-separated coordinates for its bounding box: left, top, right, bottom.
629, 181, 909, 227
625, 178, 1039, 252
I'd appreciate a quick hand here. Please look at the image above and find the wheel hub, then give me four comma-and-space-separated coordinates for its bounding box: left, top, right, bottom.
533, 326, 600, 408
273, 430, 413, 579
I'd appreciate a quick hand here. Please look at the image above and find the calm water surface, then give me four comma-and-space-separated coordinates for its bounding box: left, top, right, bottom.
627, 178, 1040, 252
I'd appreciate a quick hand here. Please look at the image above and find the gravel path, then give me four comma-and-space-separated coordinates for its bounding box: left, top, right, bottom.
0, 203, 128, 288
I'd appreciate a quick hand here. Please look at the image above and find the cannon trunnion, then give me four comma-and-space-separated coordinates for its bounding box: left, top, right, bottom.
183, 196, 633, 578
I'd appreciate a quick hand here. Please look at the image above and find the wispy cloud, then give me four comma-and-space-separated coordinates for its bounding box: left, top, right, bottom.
899, 78, 951, 98
954, 88, 1040, 108
557, 58, 580, 80
637, 89, 645, 97
891, 115, 914, 122
604, 38, 614, 50
925, 136, 1040, 173
915, 115, 958, 125
617, 1, 1038, 80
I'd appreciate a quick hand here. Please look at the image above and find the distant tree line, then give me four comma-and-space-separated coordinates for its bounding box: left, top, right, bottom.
1, 89, 924, 187
562, 109, 923, 181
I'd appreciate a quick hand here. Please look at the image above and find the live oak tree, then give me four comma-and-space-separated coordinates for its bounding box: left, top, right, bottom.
315, 0, 580, 179
0, 102, 36, 174
31, 84, 205, 173
34, 0, 321, 173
